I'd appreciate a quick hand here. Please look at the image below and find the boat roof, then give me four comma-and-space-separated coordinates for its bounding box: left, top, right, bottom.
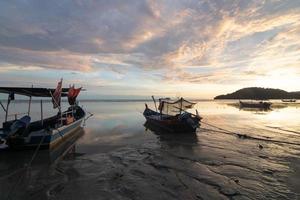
160, 97, 196, 105
158, 97, 196, 114
0, 87, 69, 97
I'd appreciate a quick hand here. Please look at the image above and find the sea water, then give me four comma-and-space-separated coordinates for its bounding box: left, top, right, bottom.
0, 100, 300, 199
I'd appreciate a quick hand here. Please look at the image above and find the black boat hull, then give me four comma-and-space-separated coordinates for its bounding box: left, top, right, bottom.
239, 101, 271, 109
143, 108, 201, 133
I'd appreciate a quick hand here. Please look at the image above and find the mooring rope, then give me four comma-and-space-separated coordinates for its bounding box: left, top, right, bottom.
83, 111, 93, 127
6, 133, 46, 200
200, 121, 300, 146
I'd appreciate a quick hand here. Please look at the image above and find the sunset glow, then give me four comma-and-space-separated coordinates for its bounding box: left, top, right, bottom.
0, 0, 299, 98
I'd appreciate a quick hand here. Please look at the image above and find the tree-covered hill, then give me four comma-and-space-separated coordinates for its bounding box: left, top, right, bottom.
214, 87, 300, 100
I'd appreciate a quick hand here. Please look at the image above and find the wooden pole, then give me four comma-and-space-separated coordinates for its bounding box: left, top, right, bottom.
40, 99, 43, 126
180, 97, 183, 114
151, 95, 157, 112
5, 95, 10, 122
28, 96, 32, 115
0, 101, 6, 112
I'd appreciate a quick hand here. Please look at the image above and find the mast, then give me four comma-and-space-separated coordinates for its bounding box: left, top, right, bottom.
179, 97, 183, 114
40, 99, 43, 126
151, 95, 157, 112
28, 85, 33, 116
4, 94, 10, 122
28, 96, 32, 115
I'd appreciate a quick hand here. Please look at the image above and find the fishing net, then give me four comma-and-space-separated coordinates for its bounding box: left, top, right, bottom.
158, 98, 196, 115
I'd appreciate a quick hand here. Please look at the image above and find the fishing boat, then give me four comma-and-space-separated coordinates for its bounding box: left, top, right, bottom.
143, 97, 202, 133
0, 80, 86, 150
239, 100, 272, 109
281, 99, 297, 103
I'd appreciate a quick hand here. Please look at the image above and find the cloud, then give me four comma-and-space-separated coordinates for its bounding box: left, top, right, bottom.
0, 46, 92, 71
0, 0, 299, 90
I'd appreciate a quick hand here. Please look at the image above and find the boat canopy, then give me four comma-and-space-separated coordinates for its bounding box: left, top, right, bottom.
158, 97, 196, 115
0, 87, 69, 97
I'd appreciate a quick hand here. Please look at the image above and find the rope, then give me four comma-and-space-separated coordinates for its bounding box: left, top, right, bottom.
201, 121, 237, 135
200, 121, 300, 146
27, 134, 46, 166
6, 133, 46, 200
83, 111, 93, 127
135, 108, 143, 114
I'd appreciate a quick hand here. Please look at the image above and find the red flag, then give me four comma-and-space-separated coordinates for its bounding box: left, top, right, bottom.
52, 79, 62, 108
68, 85, 81, 105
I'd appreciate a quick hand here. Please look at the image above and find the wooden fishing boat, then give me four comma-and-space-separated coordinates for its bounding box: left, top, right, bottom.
143, 97, 202, 133
0, 80, 86, 150
239, 100, 272, 109
281, 99, 297, 103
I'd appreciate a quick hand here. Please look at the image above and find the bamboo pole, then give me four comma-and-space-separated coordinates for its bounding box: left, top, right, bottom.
151, 95, 157, 112
5, 95, 10, 122
40, 99, 43, 126
0, 101, 6, 112
28, 96, 32, 115
180, 97, 183, 114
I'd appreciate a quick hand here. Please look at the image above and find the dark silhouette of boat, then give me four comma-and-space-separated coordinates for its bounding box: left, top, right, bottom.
0, 80, 86, 150
143, 97, 202, 133
239, 100, 272, 109
144, 121, 198, 144
281, 99, 297, 103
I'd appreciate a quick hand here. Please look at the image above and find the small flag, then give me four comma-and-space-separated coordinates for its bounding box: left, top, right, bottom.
68, 85, 81, 105
52, 79, 62, 108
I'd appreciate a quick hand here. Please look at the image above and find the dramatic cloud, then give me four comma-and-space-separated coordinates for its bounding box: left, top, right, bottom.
0, 0, 299, 97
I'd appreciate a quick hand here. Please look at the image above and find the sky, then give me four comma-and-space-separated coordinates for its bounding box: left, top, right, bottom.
0, 0, 300, 99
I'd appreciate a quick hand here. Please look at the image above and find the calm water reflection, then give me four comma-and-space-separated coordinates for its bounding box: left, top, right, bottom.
0, 100, 300, 199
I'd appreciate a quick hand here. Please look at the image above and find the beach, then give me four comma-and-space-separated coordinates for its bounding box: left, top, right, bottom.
0, 100, 300, 199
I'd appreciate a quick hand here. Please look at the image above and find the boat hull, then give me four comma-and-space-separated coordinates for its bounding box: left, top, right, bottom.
143, 108, 201, 134
239, 101, 271, 109
1, 106, 86, 150
6, 117, 84, 150
281, 99, 297, 103
145, 117, 197, 133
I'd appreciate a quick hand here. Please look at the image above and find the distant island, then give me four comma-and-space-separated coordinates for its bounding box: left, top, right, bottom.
214, 87, 300, 100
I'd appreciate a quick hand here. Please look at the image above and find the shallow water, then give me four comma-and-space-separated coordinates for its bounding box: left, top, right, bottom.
0, 100, 300, 199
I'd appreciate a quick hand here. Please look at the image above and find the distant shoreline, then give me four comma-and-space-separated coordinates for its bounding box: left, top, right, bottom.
214, 87, 300, 100
0, 98, 213, 102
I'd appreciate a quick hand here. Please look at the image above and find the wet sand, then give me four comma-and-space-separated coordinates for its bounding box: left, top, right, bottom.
0, 100, 300, 199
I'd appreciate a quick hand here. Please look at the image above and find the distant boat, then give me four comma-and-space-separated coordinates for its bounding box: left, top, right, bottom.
239, 100, 272, 109
143, 97, 202, 133
281, 99, 297, 103
0, 81, 86, 150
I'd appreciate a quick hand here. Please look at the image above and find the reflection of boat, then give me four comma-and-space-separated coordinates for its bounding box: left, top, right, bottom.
47, 127, 85, 163
143, 97, 202, 133
144, 121, 198, 144
239, 100, 271, 109
281, 99, 297, 103
227, 102, 273, 113
0, 127, 84, 164
0, 128, 84, 200
0, 80, 86, 150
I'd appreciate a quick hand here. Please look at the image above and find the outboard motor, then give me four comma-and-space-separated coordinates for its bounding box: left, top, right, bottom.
5, 116, 31, 149
0, 138, 8, 149
179, 112, 200, 129
8, 115, 31, 137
